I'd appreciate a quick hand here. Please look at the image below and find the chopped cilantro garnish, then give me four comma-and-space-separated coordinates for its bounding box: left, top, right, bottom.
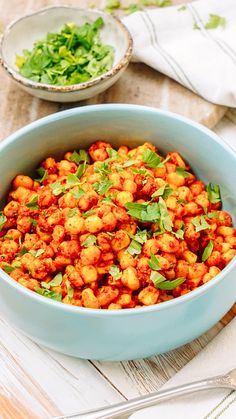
206, 183, 221, 204
133, 229, 148, 244
83, 235, 97, 247
127, 240, 142, 255
142, 149, 162, 168
76, 162, 87, 179
50, 181, 64, 196
202, 240, 214, 262
28, 217, 38, 226
122, 159, 140, 168
177, 199, 187, 204
106, 147, 119, 159
150, 271, 166, 287
176, 167, 189, 178
100, 196, 115, 205
125, 202, 160, 223
94, 161, 111, 175
157, 277, 186, 290
148, 253, 161, 271
35, 167, 48, 183
69, 150, 90, 164
16, 19, 114, 86
158, 197, 173, 232
2, 265, 15, 273
82, 210, 95, 218
67, 208, 78, 218
36, 288, 62, 302
29, 249, 45, 258
205, 14, 226, 29
192, 215, 211, 232
207, 212, 219, 219
16, 246, 28, 256
72, 187, 85, 199
0, 213, 7, 231
94, 178, 113, 195
173, 221, 185, 240
109, 265, 122, 280
152, 184, 173, 199
65, 173, 82, 190
41, 272, 63, 289
66, 279, 74, 300
26, 195, 38, 210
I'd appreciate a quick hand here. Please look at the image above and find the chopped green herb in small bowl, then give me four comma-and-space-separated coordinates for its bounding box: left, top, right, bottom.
0, 6, 133, 102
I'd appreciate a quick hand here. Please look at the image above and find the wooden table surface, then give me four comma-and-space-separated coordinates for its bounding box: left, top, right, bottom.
0, 1, 236, 418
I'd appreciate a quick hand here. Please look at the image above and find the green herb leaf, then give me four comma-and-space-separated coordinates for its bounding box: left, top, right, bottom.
16, 246, 28, 256
122, 159, 140, 168
159, 197, 173, 232
157, 277, 186, 290
2, 264, 15, 273
192, 215, 211, 232
202, 240, 214, 262
142, 149, 162, 168
82, 235, 97, 247
69, 150, 90, 164
131, 168, 151, 177
28, 217, 38, 226
150, 271, 166, 287
127, 240, 142, 255
205, 14, 226, 30
72, 187, 85, 199
100, 196, 114, 205
125, 202, 160, 223
66, 279, 74, 300
177, 199, 187, 204
176, 167, 189, 178
206, 183, 221, 204
41, 272, 63, 289
65, 173, 81, 190
173, 221, 185, 240
35, 167, 48, 183
36, 288, 62, 301
148, 253, 161, 271
94, 161, 111, 175
0, 213, 7, 231
26, 195, 39, 210
106, 147, 119, 159
82, 210, 95, 218
67, 208, 78, 218
109, 265, 122, 280
50, 181, 64, 196
94, 178, 113, 195
133, 229, 147, 244
207, 211, 219, 219
29, 249, 45, 257
152, 184, 173, 199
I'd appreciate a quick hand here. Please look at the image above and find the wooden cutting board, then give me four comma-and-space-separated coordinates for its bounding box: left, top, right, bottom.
0, 0, 227, 142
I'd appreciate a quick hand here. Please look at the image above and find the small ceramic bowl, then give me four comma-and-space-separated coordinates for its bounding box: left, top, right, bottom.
0, 6, 133, 102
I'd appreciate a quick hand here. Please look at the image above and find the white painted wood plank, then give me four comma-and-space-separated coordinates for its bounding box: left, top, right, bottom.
0, 317, 123, 418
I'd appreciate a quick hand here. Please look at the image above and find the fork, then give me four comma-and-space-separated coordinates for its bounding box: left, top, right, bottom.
53, 368, 236, 419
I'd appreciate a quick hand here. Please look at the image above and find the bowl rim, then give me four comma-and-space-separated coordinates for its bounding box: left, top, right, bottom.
0, 103, 236, 317
0, 5, 133, 93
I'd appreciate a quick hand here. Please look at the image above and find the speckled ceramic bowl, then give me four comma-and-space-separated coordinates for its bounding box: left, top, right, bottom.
0, 6, 133, 102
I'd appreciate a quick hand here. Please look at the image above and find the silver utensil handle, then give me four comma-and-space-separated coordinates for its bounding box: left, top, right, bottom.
54, 373, 231, 419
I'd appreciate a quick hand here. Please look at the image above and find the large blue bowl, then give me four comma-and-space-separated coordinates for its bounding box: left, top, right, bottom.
0, 104, 235, 361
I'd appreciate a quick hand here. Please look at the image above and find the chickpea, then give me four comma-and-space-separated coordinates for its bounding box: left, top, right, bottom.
117, 250, 136, 269
166, 172, 185, 187
108, 303, 122, 310
3, 201, 19, 217
81, 289, 100, 309
175, 260, 189, 278
78, 192, 98, 211
143, 239, 159, 257
84, 215, 103, 234
58, 192, 78, 209
202, 266, 221, 283
96, 233, 112, 252
222, 249, 236, 265
188, 263, 208, 282
183, 202, 200, 216
216, 226, 235, 237
115, 293, 134, 308
102, 212, 117, 232
59, 240, 80, 259
16, 216, 32, 234
108, 173, 122, 190
64, 215, 84, 235
183, 250, 198, 264
121, 267, 140, 290
156, 233, 179, 253
80, 246, 101, 266
195, 192, 209, 209
112, 206, 130, 222
88, 141, 111, 162
206, 250, 221, 267
96, 286, 119, 307
177, 186, 193, 202
80, 265, 98, 284
111, 230, 130, 252
116, 191, 133, 207
52, 225, 65, 242
10, 186, 31, 203
138, 286, 160, 306
57, 160, 77, 176
12, 175, 34, 190
65, 265, 83, 288
41, 157, 57, 173
123, 179, 137, 194
166, 196, 177, 211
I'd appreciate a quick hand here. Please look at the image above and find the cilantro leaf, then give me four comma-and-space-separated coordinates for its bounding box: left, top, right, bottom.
94, 178, 113, 195
82, 210, 95, 218
125, 202, 160, 223
82, 235, 97, 247
26, 195, 39, 210
109, 265, 122, 280
176, 167, 189, 178
69, 150, 90, 164
157, 277, 186, 290
65, 173, 81, 190
29, 249, 45, 257
150, 271, 166, 287
0, 213, 7, 231
142, 149, 162, 168
148, 253, 161, 271
152, 184, 173, 199
127, 239, 142, 255
158, 197, 173, 232
66, 279, 74, 300
202, 240, 214, 262
205, 14, 226, 30
35, 167, 48, 183
67, 208, 78, 218
16, 246, 28, 256
50, 181, 64, 196
173, 221, 185, 240
2, 265, 15, 273
192, 215, 211, 232
72, 187, 85, 199
28, 217, 38, 226
133, 229, 147, 244
94, 161, 111, 175
36, 288, 62, 302
206, 183, 221, 204
41, 272, 63, 289
106, 147, 119, 159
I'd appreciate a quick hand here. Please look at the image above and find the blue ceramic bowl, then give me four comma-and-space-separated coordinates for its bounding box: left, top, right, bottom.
0, 104, 235, 361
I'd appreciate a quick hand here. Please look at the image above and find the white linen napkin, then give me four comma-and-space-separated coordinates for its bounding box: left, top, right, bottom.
122, 0, 236, 107
129, 317, 236, 419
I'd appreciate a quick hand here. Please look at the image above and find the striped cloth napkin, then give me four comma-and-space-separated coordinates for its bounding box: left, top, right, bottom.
122, 0, 236, 106
130, 317, 236, 419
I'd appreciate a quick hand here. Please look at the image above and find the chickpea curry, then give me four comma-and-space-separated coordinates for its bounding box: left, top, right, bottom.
0, 141, 235, 309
